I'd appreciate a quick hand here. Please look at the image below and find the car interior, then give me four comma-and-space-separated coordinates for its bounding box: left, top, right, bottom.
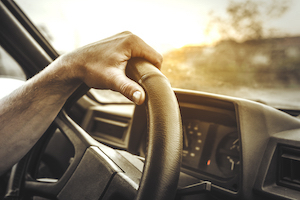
1, 0, 300, 200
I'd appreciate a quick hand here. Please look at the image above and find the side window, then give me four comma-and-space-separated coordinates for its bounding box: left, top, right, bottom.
0, 45, 26, 80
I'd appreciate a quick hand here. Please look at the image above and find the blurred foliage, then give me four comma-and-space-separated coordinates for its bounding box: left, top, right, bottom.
161, 0, 300, 94
162, 38, 300, 91
206, 0, 292, 41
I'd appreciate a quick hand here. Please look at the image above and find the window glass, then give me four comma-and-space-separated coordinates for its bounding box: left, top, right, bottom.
0, 45, 26, 80
15, 0, 300, 109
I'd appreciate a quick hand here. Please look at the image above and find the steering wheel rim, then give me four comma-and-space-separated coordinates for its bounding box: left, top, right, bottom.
127, 58, 182, 200
5, 58, 182, 200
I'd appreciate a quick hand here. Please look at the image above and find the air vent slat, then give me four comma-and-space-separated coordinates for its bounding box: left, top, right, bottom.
278, 146, 300, 191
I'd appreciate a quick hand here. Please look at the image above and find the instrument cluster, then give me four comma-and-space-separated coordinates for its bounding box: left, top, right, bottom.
182, 119, 240, 179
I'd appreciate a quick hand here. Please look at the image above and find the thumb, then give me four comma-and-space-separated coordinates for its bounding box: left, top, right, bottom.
112, 74, 146, 105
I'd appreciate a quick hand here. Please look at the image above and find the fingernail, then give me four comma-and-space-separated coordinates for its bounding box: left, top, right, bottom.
133, 91, 141, 105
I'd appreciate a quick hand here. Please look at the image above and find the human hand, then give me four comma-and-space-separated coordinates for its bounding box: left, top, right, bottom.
59, 31, 163, 105
0, 32, 161, 175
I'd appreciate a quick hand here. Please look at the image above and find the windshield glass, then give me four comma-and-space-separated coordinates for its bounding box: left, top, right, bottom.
15, 0, 300, 109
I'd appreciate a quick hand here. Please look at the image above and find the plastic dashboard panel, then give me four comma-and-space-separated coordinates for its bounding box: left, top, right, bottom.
173, 89, 242, 197
173, 90, 240, 191
79, 88, 300, 200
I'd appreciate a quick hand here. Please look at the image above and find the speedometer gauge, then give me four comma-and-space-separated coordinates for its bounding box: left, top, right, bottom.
216, 132, 240, 177
182, 120, 210, 169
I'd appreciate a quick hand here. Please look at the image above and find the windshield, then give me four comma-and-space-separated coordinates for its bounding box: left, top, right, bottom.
15, 0, 300, 109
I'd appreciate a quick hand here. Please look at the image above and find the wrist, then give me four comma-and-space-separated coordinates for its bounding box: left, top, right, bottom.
55, 53, 85, 85
36, 55, 83, 99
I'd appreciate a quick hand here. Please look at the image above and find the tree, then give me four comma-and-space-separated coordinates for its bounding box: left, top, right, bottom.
206, 0, 292, 42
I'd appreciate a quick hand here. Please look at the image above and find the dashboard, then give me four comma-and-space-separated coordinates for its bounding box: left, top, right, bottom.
73, 88, 300, 200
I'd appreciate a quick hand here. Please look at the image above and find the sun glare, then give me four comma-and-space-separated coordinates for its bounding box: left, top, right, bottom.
56, 0, 216, 53
16, 0, 220, 54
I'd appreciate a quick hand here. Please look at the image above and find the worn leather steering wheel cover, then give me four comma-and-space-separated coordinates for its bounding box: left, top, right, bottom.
127, 58, 182, 200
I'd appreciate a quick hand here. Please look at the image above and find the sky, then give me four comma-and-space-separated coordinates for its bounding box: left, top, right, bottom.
15, 0, 300, 54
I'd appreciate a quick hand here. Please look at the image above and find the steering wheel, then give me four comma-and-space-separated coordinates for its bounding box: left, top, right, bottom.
5, 58, 183, 200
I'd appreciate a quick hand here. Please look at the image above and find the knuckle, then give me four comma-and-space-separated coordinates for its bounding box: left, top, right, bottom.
116, 31, 137, 49
121, 31, 132, 35
158, 54, 163, 64
124, 33, 139, 45
153, 54, 163, 68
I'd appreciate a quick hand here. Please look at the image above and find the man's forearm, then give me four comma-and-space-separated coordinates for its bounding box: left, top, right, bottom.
0, 58, 81, 174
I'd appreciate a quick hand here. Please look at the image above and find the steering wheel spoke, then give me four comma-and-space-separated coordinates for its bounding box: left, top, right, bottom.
23, 143, 143, 200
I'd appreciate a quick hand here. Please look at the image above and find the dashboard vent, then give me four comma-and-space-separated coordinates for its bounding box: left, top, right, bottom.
91, 116, 129, 139
278, 146, 300, 190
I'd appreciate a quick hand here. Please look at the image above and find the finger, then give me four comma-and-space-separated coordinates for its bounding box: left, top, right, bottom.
134, 39, 163, 69
124, 34, 163, 69
111, 73, 146, 105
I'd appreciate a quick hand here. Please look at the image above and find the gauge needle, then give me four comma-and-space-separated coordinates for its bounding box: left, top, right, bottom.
183, 128, 189, 148
230, 139, 239, 150
227, 156, 235, 171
